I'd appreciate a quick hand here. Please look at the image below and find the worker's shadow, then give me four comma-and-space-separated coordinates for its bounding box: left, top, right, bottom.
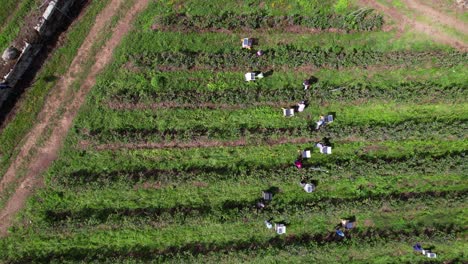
306, 76, 318, 85
222, 200, 245, 210
322, 137, 333, 147
300, 178, 319, 187
425, 245, 436, 251
274, 219, 290, 226
263, 69, 274, 77
342, 215, 356, 222
264, 186, 280, 195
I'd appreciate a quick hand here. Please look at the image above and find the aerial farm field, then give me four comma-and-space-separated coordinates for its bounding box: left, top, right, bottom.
0, 0, 467, 263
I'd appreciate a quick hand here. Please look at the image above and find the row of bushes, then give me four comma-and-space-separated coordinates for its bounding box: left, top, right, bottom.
1, 205, 464, 262
107, 79, 468, 105
42, 174, 465, 223
73, 102, 467, 140
131, 46, 467, 70
46, 139, 467, 185
48, 148, 466, 188
155, 10, 384, 31
81, 120, 467, 146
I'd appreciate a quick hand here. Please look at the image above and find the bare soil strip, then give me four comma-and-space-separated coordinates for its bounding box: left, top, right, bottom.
0, 0, 150, 236
359, 0, 468, 51
405, 0, 468, 35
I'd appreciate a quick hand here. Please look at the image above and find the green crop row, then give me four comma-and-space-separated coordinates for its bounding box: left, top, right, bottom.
107, 79, 467, 106
88, 61, 468, 108
130, 46, 467, 70
87, 238, 467, 264
47, 151, 466, 188
79, 120, 466, 148
37, 173, 466, 223
0, 205, 464, 262
38, 192, 468, 239
112, 30, 449, 55
142, 0, 344, 18
74, 103, 467, 138
154, 9, 383, 32
47, 139, 468, 183
14, 189, 465, 252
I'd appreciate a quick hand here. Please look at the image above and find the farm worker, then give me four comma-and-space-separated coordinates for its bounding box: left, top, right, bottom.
303, 79, 310, 90
341, 219, 355, 229
257, 50, 264, 56
256, 201, 265, 209
336, 229, 345, 237
0, 81, 10, 90
294, 159, 302, 169
315, 115, 325, 130
297, 101, 306, 112
265, 220, 273, 229
413, 243, 423, 252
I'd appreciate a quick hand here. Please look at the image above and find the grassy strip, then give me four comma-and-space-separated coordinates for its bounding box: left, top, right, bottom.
47, 152, 466, 188
14, 190, 465, 240
47, 139, 468, 178
15, 198, 463, 263
0, 206, 464, 262
0, 0, 112, 179
95, 67, 468, 105
79, 239, 468, 264
114, 30, 449, 55
36, 173, 466, 220
74, 103, 468, 134
36, 191, 468, 234
76, 120, 467, 151
0, 0, 39, 51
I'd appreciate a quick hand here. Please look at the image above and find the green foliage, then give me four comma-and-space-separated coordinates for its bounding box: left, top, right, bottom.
155, 10, 383, 31
334, 0, 349, 14
129, 46, 467, 71
1, 0, 467, 262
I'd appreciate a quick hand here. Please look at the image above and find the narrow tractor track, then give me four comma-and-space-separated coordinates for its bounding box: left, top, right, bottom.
359, 0, 468, 51
404, 0, 468, 35
0, 0, 151, 236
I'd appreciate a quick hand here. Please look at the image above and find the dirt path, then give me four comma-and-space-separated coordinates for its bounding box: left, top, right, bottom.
0, 1, 122, 197
0, 0, 150, 236
405, 0, 468, 35
359, 0, 468, 51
